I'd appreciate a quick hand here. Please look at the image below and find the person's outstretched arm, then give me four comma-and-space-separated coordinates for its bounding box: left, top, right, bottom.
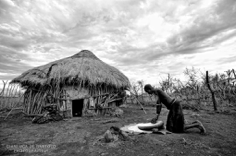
151, 104, 162, 123
156, 104, 162, 119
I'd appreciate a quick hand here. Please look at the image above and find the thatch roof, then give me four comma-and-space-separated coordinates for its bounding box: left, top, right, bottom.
11, 50, 130, 89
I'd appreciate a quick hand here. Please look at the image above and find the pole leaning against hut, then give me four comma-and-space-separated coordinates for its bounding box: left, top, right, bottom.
11, 50, 130, 117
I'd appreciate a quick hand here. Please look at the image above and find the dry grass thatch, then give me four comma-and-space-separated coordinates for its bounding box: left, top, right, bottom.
10, 50, 130, 115
11, 50, 130, 89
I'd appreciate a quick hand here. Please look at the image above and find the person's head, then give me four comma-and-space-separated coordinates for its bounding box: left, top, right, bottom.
144, 84, 154, 94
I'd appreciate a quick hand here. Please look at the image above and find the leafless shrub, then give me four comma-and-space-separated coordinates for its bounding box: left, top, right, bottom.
0, 80, 24, 111
132, 67, 236, 111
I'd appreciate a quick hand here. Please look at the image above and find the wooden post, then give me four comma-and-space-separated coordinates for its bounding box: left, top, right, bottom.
129, 92, 146, 114
206, 71, 218, 111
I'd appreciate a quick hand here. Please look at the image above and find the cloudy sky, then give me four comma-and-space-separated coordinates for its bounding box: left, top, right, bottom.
0, 0, 236, 86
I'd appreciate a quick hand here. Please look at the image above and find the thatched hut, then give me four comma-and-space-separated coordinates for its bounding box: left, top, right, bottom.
11, 50, 130, 117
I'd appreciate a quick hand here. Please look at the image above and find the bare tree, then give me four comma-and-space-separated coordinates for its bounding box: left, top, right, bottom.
159, 74, 175, 95
137, 80, 145, 102
129, 81, 140, 104
183, 67, 201, 90
206, 71, 218, 111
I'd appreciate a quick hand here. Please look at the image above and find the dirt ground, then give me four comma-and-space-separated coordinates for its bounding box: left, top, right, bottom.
1, 105, 236, 156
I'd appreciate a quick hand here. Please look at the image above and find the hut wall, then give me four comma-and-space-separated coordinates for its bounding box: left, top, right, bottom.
65, 86, 89, 100
63, 86, 90, 117
61, 86, 122, 117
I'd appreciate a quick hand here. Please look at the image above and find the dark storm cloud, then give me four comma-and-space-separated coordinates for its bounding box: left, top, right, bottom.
0, 47, 33, 75
0, 0, 15, 21
0, 0, 236, 83
167, 0, 236, 55
111, 43, 168, 66
0, 34, 29, 50
98, 0, 236, 69
217, 55, 236, 64
0, 74, 17, 80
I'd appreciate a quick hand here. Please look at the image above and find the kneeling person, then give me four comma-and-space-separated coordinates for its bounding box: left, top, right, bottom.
144, 84, 206, 134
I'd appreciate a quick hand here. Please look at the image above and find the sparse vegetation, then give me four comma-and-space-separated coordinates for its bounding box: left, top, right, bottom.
1, 68, 236, 156
1, 67, 236, 114
127, 67, 236, 112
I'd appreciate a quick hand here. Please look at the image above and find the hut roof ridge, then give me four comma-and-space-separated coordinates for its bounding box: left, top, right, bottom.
11, 50, 130, 89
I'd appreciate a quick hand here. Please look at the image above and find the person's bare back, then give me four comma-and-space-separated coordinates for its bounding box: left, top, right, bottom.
144, 84, 206, 134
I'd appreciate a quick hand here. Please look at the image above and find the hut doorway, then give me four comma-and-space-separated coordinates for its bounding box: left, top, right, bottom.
72, 99, 84, 117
